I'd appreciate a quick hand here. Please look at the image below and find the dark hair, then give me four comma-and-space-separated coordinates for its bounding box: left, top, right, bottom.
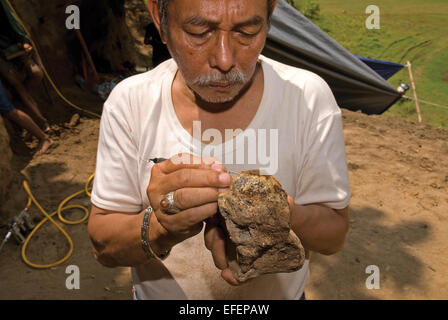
157, 0, 275, 32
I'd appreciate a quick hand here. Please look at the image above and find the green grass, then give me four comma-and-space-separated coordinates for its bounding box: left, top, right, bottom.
292, 0, 448, 130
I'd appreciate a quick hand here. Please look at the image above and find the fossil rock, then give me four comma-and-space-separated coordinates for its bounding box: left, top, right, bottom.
218, 170, 305, 282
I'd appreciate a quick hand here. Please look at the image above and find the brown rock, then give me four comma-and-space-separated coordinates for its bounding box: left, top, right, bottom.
218, 170, 305, 282
68, 114, 80, 128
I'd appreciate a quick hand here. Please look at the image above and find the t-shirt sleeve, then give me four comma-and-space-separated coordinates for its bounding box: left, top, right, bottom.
90, 98, 147, 213
294, 78, 351, 210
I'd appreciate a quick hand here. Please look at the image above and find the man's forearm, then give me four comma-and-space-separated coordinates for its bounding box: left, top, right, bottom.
87, 206, 172, 267
290, 204, 349, 255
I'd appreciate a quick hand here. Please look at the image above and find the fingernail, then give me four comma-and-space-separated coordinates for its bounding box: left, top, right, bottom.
212, 163, 224, 171
219, 172, 231, 184
218, 188, 228, 194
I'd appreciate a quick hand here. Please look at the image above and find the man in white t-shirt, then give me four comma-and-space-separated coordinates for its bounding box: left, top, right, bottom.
88, 0, 351, 300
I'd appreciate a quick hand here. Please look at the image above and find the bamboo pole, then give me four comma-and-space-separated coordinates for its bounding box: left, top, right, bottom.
407, 61, 422, 123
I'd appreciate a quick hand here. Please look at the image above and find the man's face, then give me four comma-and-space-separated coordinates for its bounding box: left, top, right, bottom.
164, 0, 271, 104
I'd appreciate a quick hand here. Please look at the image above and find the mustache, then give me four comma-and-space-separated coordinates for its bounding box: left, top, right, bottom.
193, 69, 247, 87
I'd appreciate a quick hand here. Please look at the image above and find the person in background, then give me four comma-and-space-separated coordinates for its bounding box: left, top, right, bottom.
0, 79, 53, 156
0, 0, 50, 132
143, 0, 171, 67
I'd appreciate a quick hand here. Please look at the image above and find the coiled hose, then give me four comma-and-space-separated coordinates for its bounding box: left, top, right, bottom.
21, 174, 94, 269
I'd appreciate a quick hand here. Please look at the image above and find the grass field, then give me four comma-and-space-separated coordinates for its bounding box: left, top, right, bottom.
292, 0, 448, 130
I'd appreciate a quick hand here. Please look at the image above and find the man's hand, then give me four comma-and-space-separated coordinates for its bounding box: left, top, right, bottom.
204, 215, 241, 286
146, 154, 232, 256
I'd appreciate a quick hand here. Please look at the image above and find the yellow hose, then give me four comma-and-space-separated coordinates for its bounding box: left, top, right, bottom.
21, 174, 94, 269
4, 0, 101, 119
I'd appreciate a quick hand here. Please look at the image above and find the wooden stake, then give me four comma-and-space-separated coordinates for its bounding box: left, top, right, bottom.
407, 61, 422, 123
6, 50, 26, 60
75, 29, 99, 85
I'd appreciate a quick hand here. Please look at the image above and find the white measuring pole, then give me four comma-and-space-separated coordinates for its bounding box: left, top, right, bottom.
407, 61, 422, 123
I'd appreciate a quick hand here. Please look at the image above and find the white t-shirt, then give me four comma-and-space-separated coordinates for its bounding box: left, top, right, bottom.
91, 55, 351, 300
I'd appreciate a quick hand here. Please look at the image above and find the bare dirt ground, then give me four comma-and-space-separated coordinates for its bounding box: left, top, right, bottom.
0, 107, 447, 300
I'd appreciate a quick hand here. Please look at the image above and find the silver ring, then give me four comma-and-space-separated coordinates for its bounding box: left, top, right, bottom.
160, 191, 181, 214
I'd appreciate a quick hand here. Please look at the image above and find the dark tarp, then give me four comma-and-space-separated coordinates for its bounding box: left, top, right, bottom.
263, 0, 401, 115
355, 55, 404, 80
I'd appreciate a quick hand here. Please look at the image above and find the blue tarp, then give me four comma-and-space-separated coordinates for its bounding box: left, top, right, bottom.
355, 55, 404, 80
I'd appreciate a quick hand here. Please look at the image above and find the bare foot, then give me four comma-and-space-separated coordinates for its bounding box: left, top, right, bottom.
35, 138, 54, 156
